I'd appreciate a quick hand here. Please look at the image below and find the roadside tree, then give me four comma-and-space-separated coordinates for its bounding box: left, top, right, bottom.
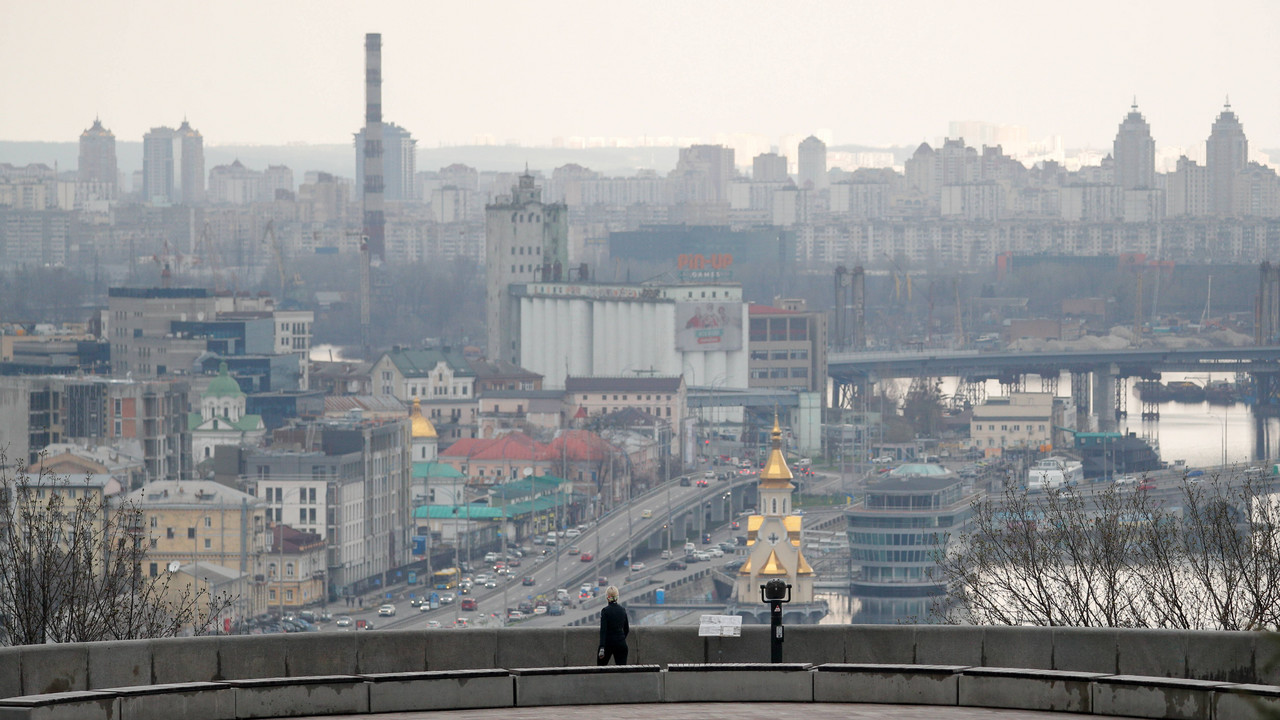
0, 456, 233, 645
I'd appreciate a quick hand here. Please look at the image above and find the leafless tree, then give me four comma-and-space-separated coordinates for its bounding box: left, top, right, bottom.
0, 456, 233, 645
931, 470, 1280, 629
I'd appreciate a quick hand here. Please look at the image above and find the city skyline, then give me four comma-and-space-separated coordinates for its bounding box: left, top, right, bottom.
3, 0, 1277, 152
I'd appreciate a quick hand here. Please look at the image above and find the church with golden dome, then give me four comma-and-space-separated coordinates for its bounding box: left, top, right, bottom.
733, 415, 817, 608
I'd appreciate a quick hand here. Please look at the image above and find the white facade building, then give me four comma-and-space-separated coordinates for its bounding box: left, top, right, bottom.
515, 281, 748, 392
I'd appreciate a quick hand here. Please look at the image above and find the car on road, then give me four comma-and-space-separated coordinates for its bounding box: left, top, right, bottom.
630, 562, 646, 572
704, 470, 716, 480
731, 520, 740, 530
484, 579, 498, 588
453, 618, 469, 628
724, 559, 745, 572
565, 528, 581, 538
568, 545, 580, 555
641, 509, 653, 518
679, 477, 691, 486
460, 598, 477, 611
378, 604, 396, 617
419, 603, 433, 613
1114, 475, 1138, 488
702, 532, 712, 543
667, 560, 688, 571
696, 479, 709, 487
707, 547, 724, 558
426, 620, 441, 628
1137, 481, 1158, 492
580, 552, 594, 562
718, 541, 736, 552
597, 576, 609, 586
548, 602, 563, 616
335, 615, 352, 627
522, 576, 535, 586
440, 593, 456, 605
507, 610, 525, 622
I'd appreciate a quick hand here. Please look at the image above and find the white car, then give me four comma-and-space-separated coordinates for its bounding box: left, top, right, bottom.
565, 528, 581, 538
707, 547, 724, 558
1114, 475, 1138, 488
440, 593, 456, 604
378, 604, 396, 617
426, 620, 441, 628
630, 562, 646, 572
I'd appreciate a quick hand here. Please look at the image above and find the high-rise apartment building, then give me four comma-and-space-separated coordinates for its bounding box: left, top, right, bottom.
674, 145, 735, 203
177, 120, 205, 205
1113, 102, 1155, 190
77, 118, 117, 203
1206, 102, 1248, 216
798, 135, 828, 190
356, 122, 416, 202
485, 173, 568, 364
142, 121, 205, 205
753, 153, 789, 183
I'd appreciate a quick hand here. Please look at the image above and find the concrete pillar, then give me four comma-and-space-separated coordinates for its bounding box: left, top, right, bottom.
1091, 366, 1117, 432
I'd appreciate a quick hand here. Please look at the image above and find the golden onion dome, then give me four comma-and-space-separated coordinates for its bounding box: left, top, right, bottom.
410, 398, 437, 439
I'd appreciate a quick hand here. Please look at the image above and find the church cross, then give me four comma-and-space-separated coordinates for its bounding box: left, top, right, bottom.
767, 532, 780, 545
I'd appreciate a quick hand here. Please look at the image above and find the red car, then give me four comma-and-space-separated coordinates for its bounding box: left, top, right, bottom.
580, 552, 594, 562
460, 598, 477, 611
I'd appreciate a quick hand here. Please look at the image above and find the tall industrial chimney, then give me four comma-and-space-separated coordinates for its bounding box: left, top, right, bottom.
363, 33, 385, 262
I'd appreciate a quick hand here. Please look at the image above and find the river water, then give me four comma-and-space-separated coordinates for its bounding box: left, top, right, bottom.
885, 371, 1276, 469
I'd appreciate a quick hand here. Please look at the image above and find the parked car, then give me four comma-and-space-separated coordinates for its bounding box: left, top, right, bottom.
378, 604, 396, 617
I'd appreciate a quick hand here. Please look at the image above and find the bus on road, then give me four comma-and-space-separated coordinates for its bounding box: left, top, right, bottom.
433, 567, 461, 590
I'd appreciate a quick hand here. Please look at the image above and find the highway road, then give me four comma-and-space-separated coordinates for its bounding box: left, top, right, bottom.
314, 465, 779, 633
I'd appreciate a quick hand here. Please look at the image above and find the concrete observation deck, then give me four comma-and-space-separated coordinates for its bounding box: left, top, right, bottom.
2, 624, 1279, 719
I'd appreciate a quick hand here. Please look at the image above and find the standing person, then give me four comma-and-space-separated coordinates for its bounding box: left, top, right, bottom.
597, 585, 629, 665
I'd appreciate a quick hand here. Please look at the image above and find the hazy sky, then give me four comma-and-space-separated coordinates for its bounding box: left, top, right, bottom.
4, 0, 1277, 151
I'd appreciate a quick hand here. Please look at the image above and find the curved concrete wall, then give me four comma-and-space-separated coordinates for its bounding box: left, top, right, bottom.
0, 625, 1274, 699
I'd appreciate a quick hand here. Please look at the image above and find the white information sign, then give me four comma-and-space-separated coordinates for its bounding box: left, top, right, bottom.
698, 614, 742, 637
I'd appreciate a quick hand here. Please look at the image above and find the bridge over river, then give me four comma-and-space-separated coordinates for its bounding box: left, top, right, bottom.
827, 345, 1280, 434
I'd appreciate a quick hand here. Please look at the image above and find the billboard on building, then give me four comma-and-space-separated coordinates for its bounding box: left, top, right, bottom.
675, 302, 743, 352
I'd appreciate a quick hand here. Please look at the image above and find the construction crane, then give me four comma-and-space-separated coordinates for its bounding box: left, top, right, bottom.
152, 238, 178, 289
262, 220, 286, 298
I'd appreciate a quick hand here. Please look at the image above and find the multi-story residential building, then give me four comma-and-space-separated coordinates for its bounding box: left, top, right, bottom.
265, 524, 327, 611
142, 122, 204, 206
246, 416, 411, 597
746, 300, 827, 398
752, 152, 789, 183
1166, 156, 1210, 217
673, 145, 735, 203
77, 118, 117, 204
0, 375, 188, 481
176, 120, 205, 205
208, 160, 263, 205
128, 479, 270, 620
355, 122, 416, 202
485, 173, 569, 363
797, 135, 828, 191
1113, 102, 1156, 191
1206, 102, 1248, 217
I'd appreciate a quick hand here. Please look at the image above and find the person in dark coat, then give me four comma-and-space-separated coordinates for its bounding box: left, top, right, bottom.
597, 585, 629, 665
